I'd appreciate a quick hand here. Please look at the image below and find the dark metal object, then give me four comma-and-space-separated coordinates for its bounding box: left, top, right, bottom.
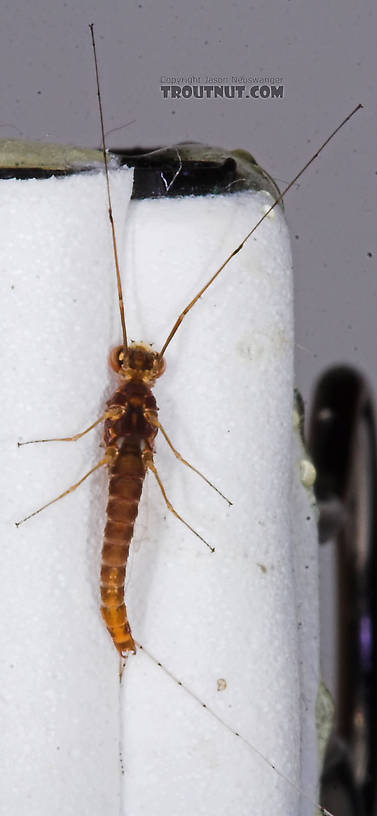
0, 139, 281, 204
308, 366, 377, 816
111, 142, 281, 200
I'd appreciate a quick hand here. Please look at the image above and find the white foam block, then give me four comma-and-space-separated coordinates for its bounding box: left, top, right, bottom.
0, 169, 133, 816
0, 166, 320, 816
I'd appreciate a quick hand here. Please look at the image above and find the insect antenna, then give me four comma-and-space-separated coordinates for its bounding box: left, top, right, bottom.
158, 103, 362, 359
89, 23, 128, 358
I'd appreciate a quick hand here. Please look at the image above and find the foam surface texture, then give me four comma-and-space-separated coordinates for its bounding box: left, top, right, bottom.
0, 168, 320, 816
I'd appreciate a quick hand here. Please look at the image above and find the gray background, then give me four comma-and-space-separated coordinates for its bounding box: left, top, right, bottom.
0, 1, 374, 405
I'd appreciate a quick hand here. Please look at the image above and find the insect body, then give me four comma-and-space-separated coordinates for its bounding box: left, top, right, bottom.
100, 343, 164, 655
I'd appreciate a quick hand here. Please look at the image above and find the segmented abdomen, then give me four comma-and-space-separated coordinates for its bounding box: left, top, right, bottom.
100, 439, 145, 655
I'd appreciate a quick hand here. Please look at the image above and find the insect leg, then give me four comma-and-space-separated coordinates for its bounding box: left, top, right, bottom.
17, 406, 125, 447
144, 410, 232, 505
142, 450, 215, 553
15, 447, 117, 527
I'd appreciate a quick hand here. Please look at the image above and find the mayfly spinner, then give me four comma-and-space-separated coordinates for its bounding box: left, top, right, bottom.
16, 26, 361, 666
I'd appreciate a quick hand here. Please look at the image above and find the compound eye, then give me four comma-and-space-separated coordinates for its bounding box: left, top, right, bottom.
109, 345, 124, 372
155, 356, 166, 378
